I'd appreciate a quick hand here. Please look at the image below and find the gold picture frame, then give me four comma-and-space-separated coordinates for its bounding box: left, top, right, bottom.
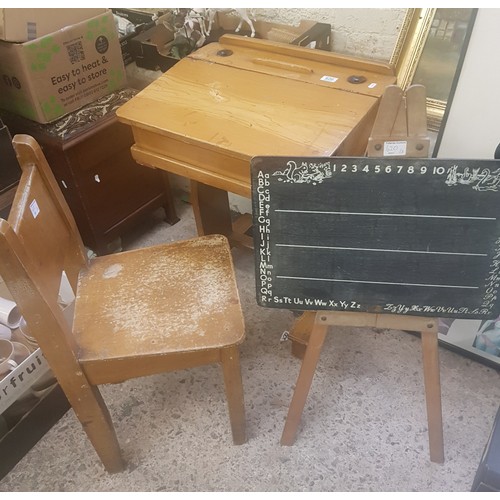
390, 8, 476, 133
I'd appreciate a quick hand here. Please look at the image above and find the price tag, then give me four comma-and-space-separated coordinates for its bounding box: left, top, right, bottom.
383, 141, 407, 156
320, 75, 338, 83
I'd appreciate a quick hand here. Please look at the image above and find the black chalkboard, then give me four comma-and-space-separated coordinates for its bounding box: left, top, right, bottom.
251, 156, 500, 319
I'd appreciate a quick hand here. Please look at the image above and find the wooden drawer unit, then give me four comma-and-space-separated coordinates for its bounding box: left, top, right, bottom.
0, 119, 21, 218
1, 89, 178, 255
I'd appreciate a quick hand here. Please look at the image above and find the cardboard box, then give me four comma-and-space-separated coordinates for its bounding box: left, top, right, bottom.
111, 8, 159, 66
131, 20, 176, 72
111, 8, 159, 27
215, 15, 332, 51
0, 348, 51, 414
0, 8, 106, 42
132, 14, 331, 73
0, 10, 126, 123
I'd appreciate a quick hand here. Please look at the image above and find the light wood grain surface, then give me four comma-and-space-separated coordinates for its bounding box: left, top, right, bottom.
117, 36, 397, 197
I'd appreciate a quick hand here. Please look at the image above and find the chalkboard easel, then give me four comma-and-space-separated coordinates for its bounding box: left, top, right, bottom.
251, 81, 500, 463
251, 152, 500, 463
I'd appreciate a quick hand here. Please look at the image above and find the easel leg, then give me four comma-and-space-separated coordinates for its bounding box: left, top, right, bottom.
281, 321, 328, 445
289, 311, 315, 359
421, 329, 444, 463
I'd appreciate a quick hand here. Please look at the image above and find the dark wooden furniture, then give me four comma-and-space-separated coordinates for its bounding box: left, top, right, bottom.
0, 119, 21, 219
1, 89, 178, 255
472, 404, 500, 491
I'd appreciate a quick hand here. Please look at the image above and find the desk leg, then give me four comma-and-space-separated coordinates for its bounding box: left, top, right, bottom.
190, 181, 254, 248
160, 171, 180, 225
190, 181, 233, 237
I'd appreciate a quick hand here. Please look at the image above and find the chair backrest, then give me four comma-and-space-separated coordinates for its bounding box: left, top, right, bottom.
0, 134, 88, 376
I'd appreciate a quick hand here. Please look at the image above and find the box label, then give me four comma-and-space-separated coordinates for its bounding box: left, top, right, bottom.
0, 348, 50, 413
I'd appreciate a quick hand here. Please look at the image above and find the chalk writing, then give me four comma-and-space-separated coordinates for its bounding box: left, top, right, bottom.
256, 170, 273, 303
483, 235, 500, 312
383, 303, 491, 316
273, 160, 332, 185
446, 164, 500, 192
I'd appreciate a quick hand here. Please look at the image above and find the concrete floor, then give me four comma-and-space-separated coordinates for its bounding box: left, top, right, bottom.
1, 193, 500, 492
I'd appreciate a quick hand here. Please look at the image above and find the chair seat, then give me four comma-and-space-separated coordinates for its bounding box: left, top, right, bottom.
73, 234, 244, 364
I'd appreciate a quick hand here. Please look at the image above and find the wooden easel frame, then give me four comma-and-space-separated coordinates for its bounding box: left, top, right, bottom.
282, 84, 444, 463
282, 311, 444, 463
366, 84, 430, 158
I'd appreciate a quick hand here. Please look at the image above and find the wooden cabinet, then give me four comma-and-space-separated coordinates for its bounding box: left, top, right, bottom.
1, 89, 178, 255
0, 119, 21, 219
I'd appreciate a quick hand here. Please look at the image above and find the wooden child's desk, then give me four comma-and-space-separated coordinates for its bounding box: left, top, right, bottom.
116, 35, 396, 246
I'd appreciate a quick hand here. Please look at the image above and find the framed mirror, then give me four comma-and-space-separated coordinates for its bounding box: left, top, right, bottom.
390, 8, 477, 133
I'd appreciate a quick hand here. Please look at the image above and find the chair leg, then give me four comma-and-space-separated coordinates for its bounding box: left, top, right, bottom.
281, 322, 328, 446
421, 329, 445, 463
221, 346, 246, 445
66, 383, 125, 473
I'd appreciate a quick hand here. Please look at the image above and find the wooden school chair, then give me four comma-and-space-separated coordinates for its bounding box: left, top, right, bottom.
0, 134, 246, 473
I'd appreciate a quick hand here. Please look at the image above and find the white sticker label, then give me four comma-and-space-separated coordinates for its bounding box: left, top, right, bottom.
29, 199, 40, 219
0, 348, 50, 413
383, 141, 407, 156
368, 82, 377, 88
58, 270, 76, 307
320, 75, 338, 83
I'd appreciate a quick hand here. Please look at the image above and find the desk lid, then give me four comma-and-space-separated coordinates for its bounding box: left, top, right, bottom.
116, 38, 395, 161
189, 35, 396, 99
